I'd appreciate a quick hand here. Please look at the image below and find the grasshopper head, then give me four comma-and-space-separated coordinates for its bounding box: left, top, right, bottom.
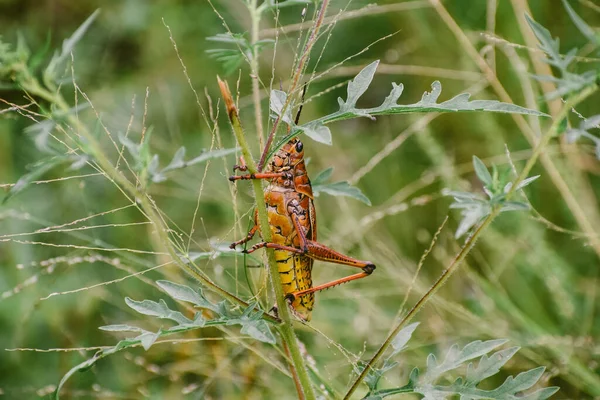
270, 137, 305, 172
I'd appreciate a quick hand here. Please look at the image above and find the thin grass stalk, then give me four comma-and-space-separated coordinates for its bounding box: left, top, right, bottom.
257, 0, 330, 171
343, 84, 597, 399
17, 70, 282, 324
249, 0, 265, 148
218, 77, 316, 400
428, 0, 600, 259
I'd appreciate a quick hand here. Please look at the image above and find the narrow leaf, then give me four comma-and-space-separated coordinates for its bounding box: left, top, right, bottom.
581, 115, 600, 131
99, 324, 146, 333
472, 156, 492, 186
525, 14, 560, 61
162, 146, 186, 172
45, 10, 99, 81
299, 122, 332, 145
377, 82, 404, 110
515, 175, 540, 190
125, 297, 190, 325
138, 331, 159, 351
562, 0, 598, 45
425, 339, 509, 381
54, 353, 102, 399
500, 201, 530, 212
311, 167, 334, 186
520, 386, 560, 400
313, 181, 371, 205
269, 89, 293, 124
338, 60, 380, 111
156, 280, 218, 312
390, 322, 419, 353
495, 366, 546, 393
466, 346, 520, 384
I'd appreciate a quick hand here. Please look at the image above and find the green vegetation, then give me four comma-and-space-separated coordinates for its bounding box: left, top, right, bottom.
0, 1, 598, 399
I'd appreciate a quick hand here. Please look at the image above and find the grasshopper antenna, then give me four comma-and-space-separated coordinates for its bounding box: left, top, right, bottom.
294, 84, 307, 125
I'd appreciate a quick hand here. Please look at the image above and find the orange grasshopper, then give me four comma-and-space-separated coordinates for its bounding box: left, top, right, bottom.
229, 102, 375, 321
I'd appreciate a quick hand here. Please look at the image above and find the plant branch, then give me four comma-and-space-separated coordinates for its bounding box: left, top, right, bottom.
343, 84, 597, 399
257, 0, 330, 171
218, 77, 316, 400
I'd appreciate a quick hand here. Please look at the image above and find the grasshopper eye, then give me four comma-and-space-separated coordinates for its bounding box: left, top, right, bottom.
295, 141, 303, 152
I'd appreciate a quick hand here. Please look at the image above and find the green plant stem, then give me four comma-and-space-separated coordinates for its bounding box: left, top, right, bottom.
219, 78, 316, 400
343, 85, 597, 399
20, 76, 280, 324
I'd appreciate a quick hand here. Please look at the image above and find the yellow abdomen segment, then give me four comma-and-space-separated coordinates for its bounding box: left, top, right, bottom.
275, 250, 314, 321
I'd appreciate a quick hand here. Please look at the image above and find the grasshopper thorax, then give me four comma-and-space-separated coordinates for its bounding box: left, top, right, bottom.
267, 137, 312, 198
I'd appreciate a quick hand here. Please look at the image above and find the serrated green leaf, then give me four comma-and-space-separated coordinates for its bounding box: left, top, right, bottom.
299, 121, 332, 145
525, 12, 595, 99
390, 322, 419, 353
156, 280, 219, 312
473, 156, 492, 186
269, 89, 293, 124
239, 319, 276, 344
125, 297, 190, 325
377, 82, 404, 110
412, 345, 556, 400
338, 60, 379, 112
506, 367, 546, 392
525, 14, 561, 62
500, 201, 530, 212
313, 180, 371, 205
519, 386, 560, 400
267, 65, 546, 160
466, 347, 520, 384
424, 339, 508, 382
137, 331, 160, 351
361, 358, 400, 393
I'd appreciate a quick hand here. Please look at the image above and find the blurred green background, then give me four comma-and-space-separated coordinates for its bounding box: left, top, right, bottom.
1, 0, 599, 398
